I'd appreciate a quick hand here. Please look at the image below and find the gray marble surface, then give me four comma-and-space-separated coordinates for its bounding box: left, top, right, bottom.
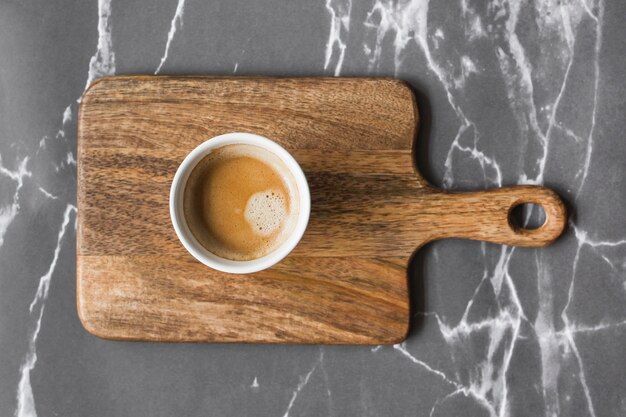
1, 0, 625, 416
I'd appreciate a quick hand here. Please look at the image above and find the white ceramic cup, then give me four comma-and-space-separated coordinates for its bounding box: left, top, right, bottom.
169, 132, 310, 274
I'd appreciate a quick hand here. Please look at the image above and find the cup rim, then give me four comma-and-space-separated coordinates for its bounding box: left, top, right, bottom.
169, 132, 310, 274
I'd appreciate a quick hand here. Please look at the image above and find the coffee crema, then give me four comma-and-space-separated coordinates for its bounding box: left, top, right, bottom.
183, 144, 299, 261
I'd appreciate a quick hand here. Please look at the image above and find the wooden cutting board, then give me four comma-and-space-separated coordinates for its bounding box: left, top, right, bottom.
77, 76, 566, 344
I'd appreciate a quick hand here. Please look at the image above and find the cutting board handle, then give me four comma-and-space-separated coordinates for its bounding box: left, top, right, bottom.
431, 185, 567, 247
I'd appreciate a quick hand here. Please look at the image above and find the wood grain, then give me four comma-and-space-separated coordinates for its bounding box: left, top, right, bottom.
77, 76, 567, 344
77, 256, 408, 343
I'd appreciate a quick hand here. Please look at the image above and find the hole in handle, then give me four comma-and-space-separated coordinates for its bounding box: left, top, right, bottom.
509, 203, 547, 230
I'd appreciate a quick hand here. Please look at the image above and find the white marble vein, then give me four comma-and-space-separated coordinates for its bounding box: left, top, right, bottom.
535, 261, 562, 417
357, 2, 525, 413
428, 388, 466, 417
495, 0, 548, 183
84, 0, 116, 90
560, 326, 597, 417
39, 106, 72, 152
362, 0, 502, 189
0, 156, 31, 248
15, 204, 76, 417
575, 0, 604, 199
498, 4, 605, 414
324, 0, 352, 76
324, 0, 617, 416
566, 319, 626, 334
37, 187, 58, 200
318, 355, 333, 416
282, 351, 324, 417
392, 342, 456, 386
394, 341, 498, 417
62, 106, 72, 125
155, 0, 186, 75
2, 0, 619, 415
14, 0, 118, 413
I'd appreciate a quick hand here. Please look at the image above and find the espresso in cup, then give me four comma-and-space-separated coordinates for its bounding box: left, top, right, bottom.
183, 144, 300, 261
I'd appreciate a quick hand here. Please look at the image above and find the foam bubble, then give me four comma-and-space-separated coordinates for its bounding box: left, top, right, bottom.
245, 190, 287, 236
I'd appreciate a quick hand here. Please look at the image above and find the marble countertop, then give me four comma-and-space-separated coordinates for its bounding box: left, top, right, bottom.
1, 0, 624, 416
